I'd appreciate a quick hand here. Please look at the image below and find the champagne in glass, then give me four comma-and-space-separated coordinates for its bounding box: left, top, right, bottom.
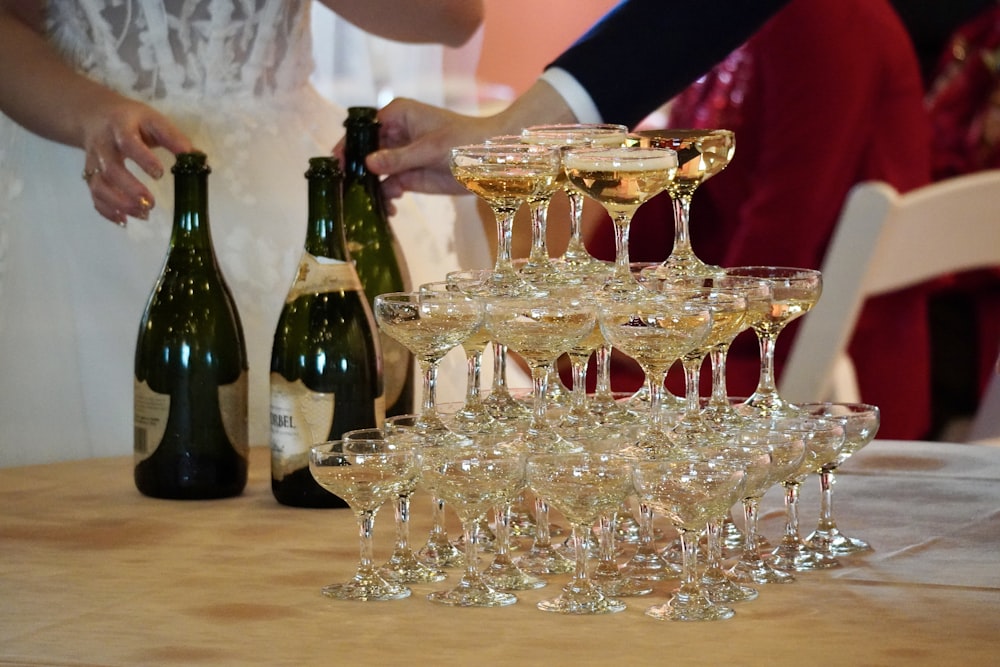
522, 123, 628, 280
798, 402, 881, 555
373, 291, 483, 444
309, 439, 419, 601
449, 144, 561, 297
563, 146, 677, 294
727, 266, 823, 418
528, 452, 633, 614
633, 129, 735, 279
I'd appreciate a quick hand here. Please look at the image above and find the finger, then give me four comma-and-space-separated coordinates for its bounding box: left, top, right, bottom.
121, 117, 192, 180
87, 160, 154, 222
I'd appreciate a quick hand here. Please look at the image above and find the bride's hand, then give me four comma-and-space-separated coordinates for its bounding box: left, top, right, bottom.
80, 96, 192, 226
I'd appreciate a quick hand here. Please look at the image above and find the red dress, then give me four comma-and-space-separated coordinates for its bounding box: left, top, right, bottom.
587, 0, 934, 439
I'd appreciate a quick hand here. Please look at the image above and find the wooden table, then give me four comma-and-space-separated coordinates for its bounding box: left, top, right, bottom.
2, 440, 998, 666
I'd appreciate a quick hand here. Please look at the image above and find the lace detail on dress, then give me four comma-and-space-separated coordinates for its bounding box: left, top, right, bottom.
46, 0, 314, 102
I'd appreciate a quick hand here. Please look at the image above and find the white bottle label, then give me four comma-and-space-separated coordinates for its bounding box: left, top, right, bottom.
133, 371, 248, 463
286, 255, 363, 303
220, 371, 250, 460
134, 379, 169, 463
270, 375, 335, 480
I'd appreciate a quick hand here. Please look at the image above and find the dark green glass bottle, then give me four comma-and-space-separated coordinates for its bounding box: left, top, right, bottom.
270, 157, 385, 508
343, 107, 415, 418
134, 151, 249, 500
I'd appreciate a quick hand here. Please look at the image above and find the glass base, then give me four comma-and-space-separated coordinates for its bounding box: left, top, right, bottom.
806, 527, 872, 556
379, 548, 447, 584
592, 571, 654, 597
516, 542, 575, 575
427, 576, 517, 607
620, 545, 679, 581
701, 569, 759, 604
727, 556, 796, 585
770, 538, 840, 571
645, 587, 734, 622
418, 532, 465, 568
482, 558, 547, 591
322, 574, 410, 602
537, 586, 626, 615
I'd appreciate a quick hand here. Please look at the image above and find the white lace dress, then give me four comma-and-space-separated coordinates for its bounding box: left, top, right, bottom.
0, 0, 465, 466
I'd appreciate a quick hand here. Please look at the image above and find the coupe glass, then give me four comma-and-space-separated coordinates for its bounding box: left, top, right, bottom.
373, 291, 483, 444
484, 292, 596, 451
309, 439, 419, 601
449, 143, 561, 296
522, 123, 627, 280
728, 428, 807, 585
342, 425, 446, 584
563, 146, 677, 294
630, 455, 746, 621
485, 292, 595, 575
632, 129, 735, 279
700, 277, 773, 433
528, 452, 633, 614
445, 269, 531, 427
598, 293, 712, 455
769, 417, 846, 572
651, 282, 748, 448
726, 267, 823, 418
422, 442, 527, 607
798, 402, 881, 555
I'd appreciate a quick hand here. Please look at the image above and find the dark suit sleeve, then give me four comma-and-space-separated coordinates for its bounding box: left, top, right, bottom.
548, 0, 791, 127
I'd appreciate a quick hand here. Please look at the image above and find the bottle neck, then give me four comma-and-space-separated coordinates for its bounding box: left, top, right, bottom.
343, 123, 379, 184
171, 171, 212, 247
305, 173, 349, 261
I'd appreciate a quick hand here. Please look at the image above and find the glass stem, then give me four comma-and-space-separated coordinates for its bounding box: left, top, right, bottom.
783, 481, 802, 542
646, 370, 667, 434
569, 354, 590, 415
754, 330, 780, 397
464, 349, 483, 406
595, 511, 618, 576
741, 497, 762, 563
595, 344, 613, 397
461, 518, 482, 584
611, 212, 634, 284
430, 495, 447, 538
682, 355, 704, 418
670, 196, 694, 261
818, 466, 838, 533
534, 497, 553, 548
571, 522, 591, 587
530, 363, 551, 431
527, 197, 551, 266
677, 526, 700, 595
394, 494, 410, 551
491, 342, 510, 394
421, 361, 440, 416
563, 190, 589, 260
493, 207, 517, 275
493, 505, 513, 564
709, 343, 731, 408
357, 509, 377, 575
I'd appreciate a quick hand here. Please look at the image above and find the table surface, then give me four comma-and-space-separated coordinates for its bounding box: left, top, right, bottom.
2, 439, 999, 666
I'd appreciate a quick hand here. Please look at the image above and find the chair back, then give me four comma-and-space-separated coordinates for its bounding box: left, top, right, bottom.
779, 169, 1000, 403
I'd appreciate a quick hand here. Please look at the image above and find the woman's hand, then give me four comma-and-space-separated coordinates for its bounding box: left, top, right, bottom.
79, 97, 192, 225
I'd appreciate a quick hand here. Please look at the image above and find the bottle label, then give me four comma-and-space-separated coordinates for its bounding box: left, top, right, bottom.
221, 372, 250, 459
270, 375, 335, 481
134, 379, 170, 463
286, 255, 363, 303
133, 371, 249, 463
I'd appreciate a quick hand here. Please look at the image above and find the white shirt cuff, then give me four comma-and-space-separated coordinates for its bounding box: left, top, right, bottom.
539, 67, 603, 124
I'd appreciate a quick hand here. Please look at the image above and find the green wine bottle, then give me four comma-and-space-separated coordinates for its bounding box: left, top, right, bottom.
134, 151, 249, 500
342, 106, 415, 418
270, 156, 385, 508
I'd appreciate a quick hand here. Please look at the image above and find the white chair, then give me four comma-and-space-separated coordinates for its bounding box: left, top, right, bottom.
779, 170, 1000, 425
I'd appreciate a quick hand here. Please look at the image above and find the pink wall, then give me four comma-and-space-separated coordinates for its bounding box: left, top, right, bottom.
476, 0, 619, 97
